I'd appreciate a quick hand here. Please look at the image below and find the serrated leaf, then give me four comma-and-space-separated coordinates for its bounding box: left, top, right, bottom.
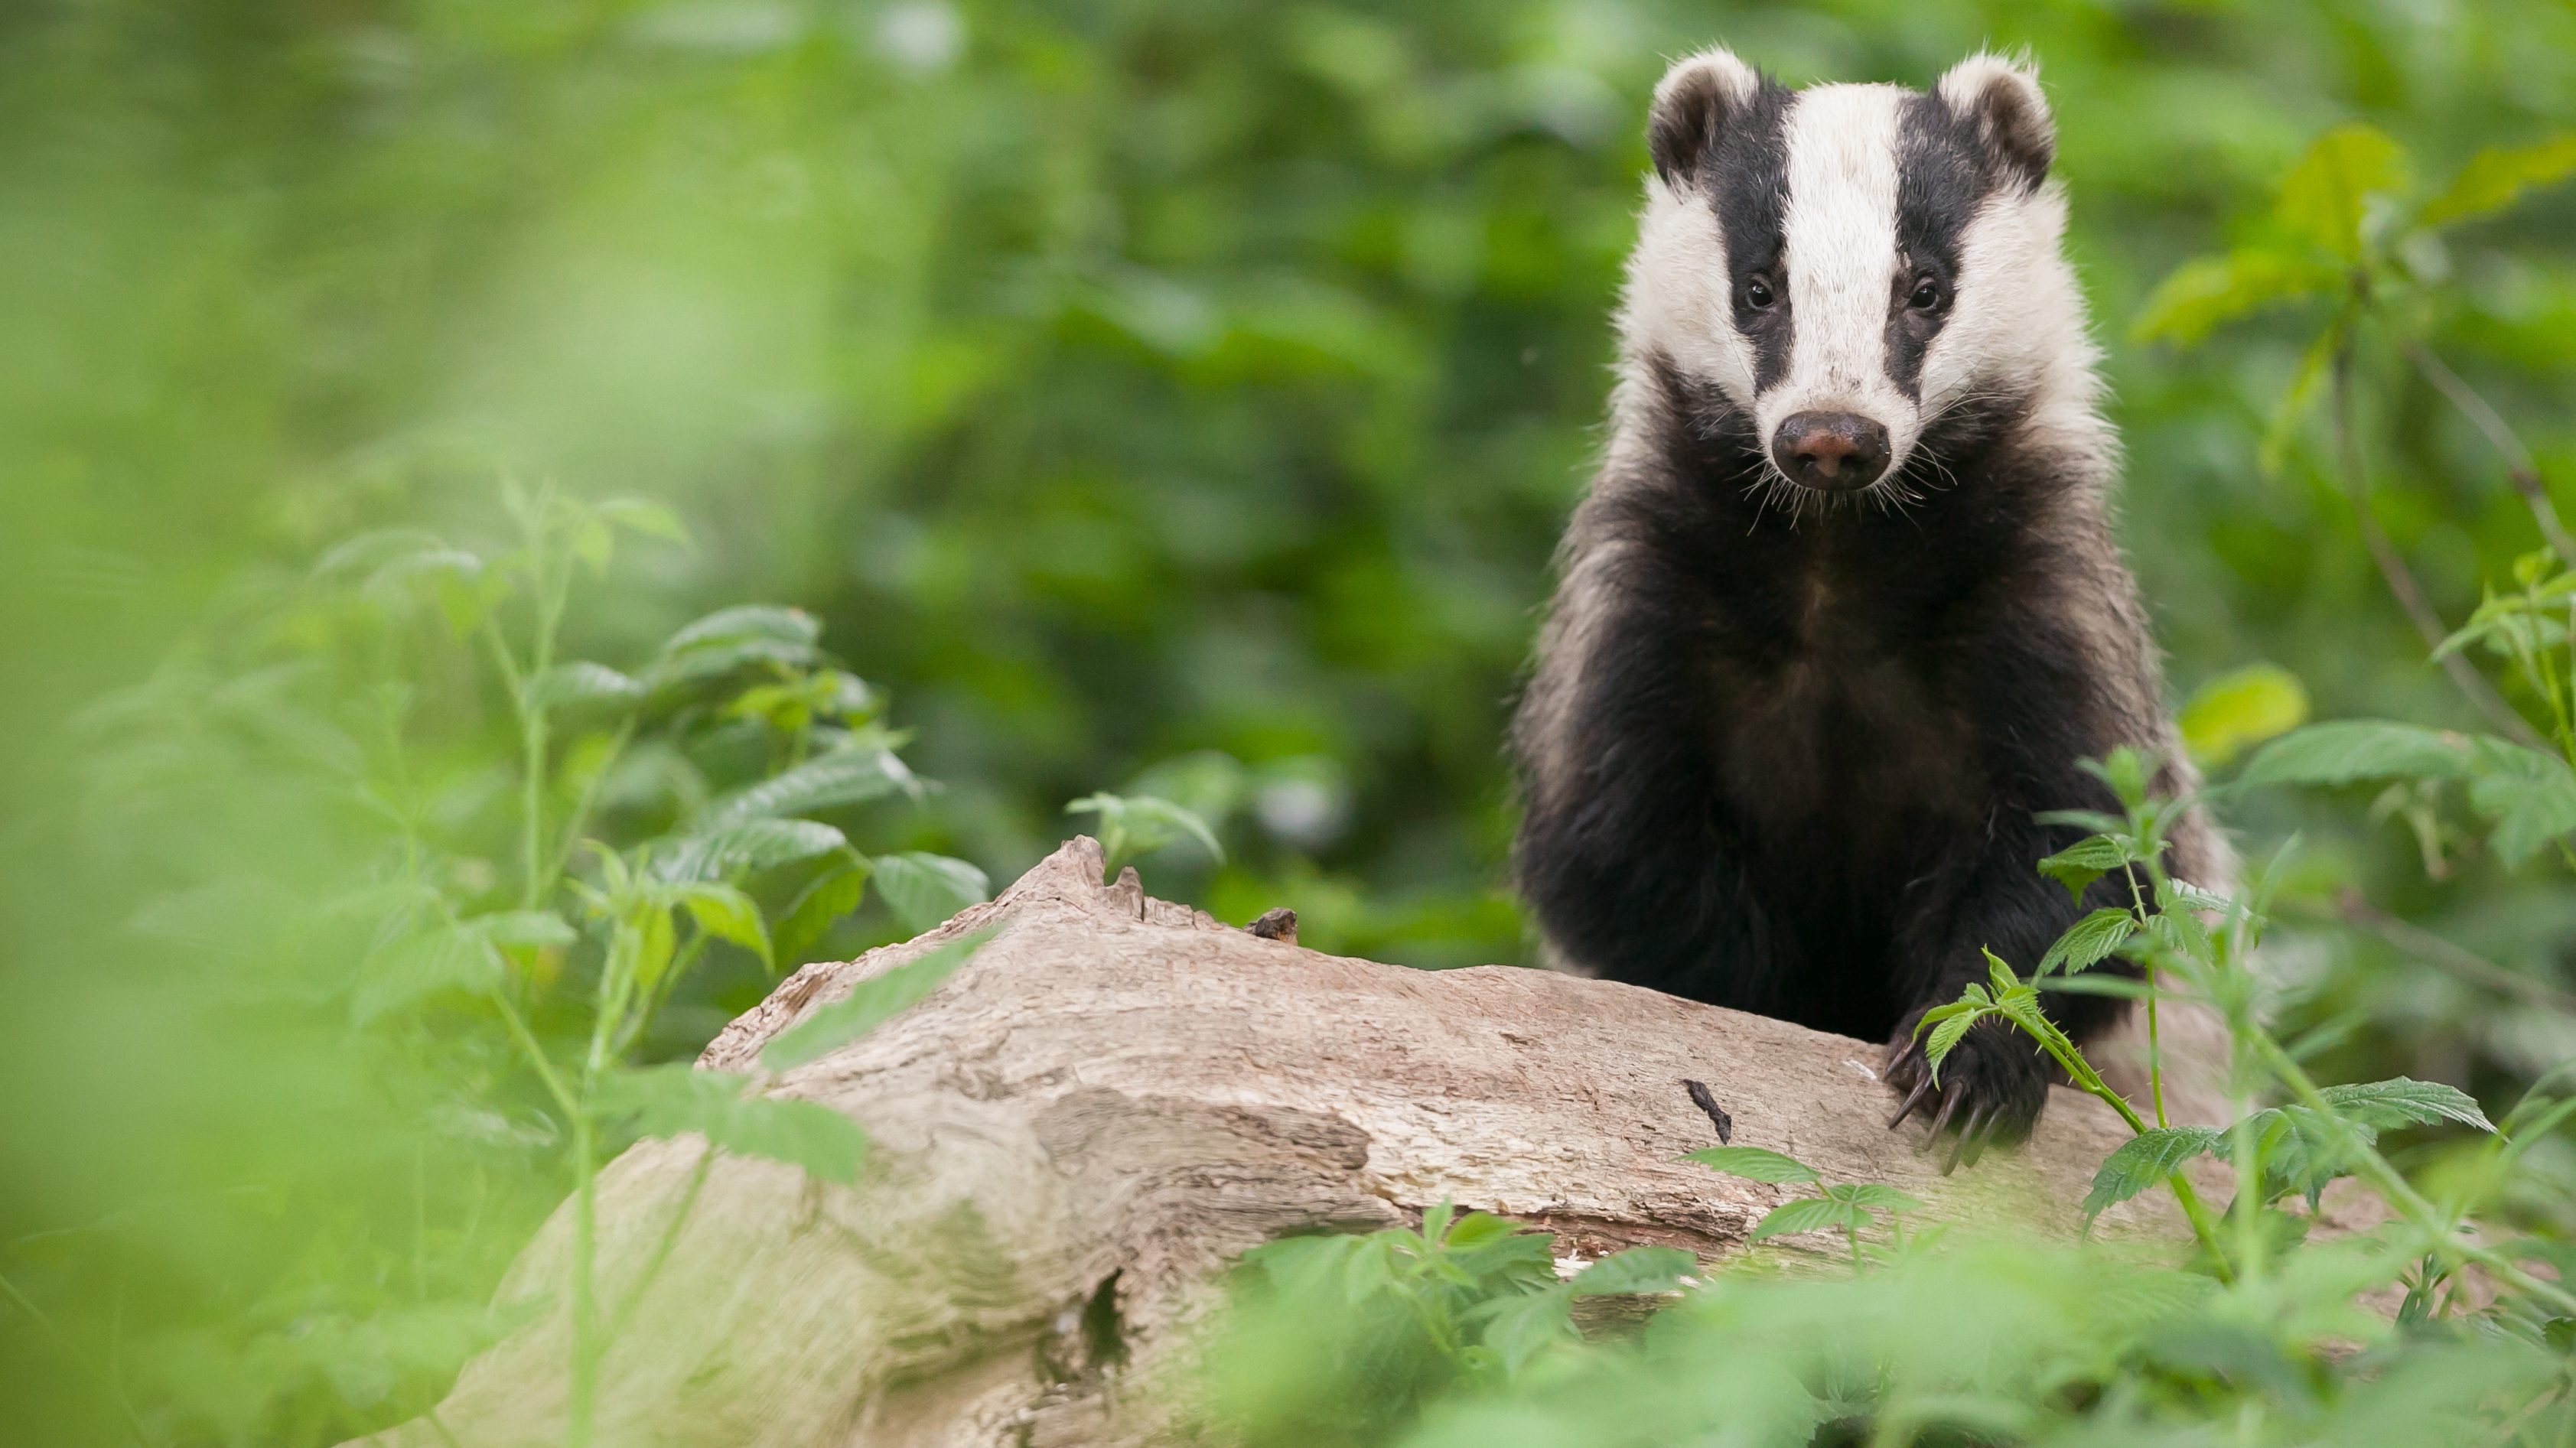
1681, 1146, 1819, 1185
677, 881, 770, 968
351, 926, 504, 1024
1829, 1183, 1925, 1215
776, 856, 871, 967
1748, 1196, 1868, 1243
2133, 249, 2331, 347
648, 605, 824, 689
1569, 1245, 1696, 1297
871, 852, 992, 933
2421, 134, 2576, 226
2038, 907, 2137, 976
699, 750, 911, 831
596, 1066, 867, 1183
2179, 665, 2311, 769
760, 926, 995, 1072
2038, 835, 2135, 903
2318, 1079, 2496, 1133
2277, 123, 2408, 262
653, 818, 848, 883
1439, 1210, 1519, 1249
1470, 1287, 1577, 1372
1924, 1010, 1978, 1079
2083, 1127, 2224, 1225
2463, 741, 2576, 867
526, 662, 646, 712
2236, 721, 2479, 787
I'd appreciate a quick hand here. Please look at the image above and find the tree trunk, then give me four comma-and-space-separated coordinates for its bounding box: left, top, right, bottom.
346, 836, 2280, 1448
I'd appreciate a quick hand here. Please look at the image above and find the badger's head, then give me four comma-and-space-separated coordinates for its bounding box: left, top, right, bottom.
1621, 48, 2096, 505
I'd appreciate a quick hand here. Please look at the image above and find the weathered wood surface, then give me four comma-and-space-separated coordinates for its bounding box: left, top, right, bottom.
350, 836, 2239, 1448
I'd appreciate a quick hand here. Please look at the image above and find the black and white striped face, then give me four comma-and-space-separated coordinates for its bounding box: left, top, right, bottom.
1623, 49, 2095, 502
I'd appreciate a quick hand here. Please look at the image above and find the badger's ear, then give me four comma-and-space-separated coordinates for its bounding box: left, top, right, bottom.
1648, 47, 1762, 187
1936, 52, 2054, 190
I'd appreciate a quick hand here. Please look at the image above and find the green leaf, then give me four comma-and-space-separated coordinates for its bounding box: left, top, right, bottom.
1828, 1183, 1925, 1215
648, 605, 823, 688
2037, 835, 2135, 903
1470, 1287, 1577, 1373
2236, 721, 2478, 788
698, 749, 912, 831
627, 896, 679, 997
1748, 1196, 1868, 1243
2318, 1079, 2496, 1134
1065, 792, 1226, 870
1924, 1010, 1978, 1079
660, 604, 820, 656
653, 818, 849, 883
2421, 134, 2576, 226
2083, 1127, 2224, 1225
1681, 1146, 1819, 1186
1568, 1246, 1697, 1297
2132, 249, 2331, 346
352, 925, 504, 1024
2039, 907, 2136, 975
677, 881, 770, 968
466, 909, 578, 950
759, 926, 997, 1072
597, 496, 693, 545
2276, 123, 2408, 262
2178, 665, 2311, 769
871, 852, 992, 933
596, 1066, 868, 1183
526, 662, 646, 712
2463, 741, 2576, 867
776, 855, 871, 966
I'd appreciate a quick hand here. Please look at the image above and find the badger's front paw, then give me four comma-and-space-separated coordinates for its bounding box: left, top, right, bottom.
1883, 1013, 2051, 1173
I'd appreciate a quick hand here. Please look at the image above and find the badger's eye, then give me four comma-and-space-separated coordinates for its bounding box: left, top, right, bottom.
1908, 276, 1946, 311
1744, 275, 1776, 310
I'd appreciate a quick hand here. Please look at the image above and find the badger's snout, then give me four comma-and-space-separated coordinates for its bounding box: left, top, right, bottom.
1771, 412, 1891, 491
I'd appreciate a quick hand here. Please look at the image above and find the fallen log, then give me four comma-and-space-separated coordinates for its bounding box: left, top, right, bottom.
350, 836, 2252, 1448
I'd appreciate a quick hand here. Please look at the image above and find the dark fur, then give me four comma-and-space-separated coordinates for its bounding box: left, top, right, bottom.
1511, 360, 2200, 1143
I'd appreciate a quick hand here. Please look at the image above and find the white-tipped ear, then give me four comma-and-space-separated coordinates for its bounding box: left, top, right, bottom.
1648, 47, 1763, 187
1936, 51, 2053, 190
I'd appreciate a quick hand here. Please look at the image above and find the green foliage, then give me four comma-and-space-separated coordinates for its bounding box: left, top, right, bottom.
759, 928, 995, 1072
10, 2, 2576, 1444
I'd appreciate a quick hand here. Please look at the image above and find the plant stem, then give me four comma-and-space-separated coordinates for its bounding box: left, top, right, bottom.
2247, 1029, 2576, 1317
2405, 341, 2576, 571
0, 1268, 153, 1447
2305, 890, 2576, 1016
2330, 334, 2546, 749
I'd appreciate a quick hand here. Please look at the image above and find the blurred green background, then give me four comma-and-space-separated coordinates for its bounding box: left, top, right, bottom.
5, 0, 2576, 1442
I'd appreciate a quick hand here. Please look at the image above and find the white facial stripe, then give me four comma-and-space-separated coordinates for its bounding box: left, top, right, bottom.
1769, 85, 1918, 466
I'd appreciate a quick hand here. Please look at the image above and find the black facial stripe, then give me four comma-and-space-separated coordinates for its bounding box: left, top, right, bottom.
1887, 93, 1998, 399
1705, 82, 1795, 392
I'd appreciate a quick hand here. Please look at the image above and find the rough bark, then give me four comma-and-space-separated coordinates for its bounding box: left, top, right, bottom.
348, 836, 2276, 1448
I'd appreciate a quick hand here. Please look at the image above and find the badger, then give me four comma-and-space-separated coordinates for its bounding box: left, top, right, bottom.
1510, 49, 2230, 1165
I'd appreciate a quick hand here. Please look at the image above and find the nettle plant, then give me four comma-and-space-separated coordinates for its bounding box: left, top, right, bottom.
1198, 123, 2576, 1448
72, 483, 993, 1444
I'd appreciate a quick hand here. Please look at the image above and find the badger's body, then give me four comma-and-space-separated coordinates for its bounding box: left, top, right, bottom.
1511, 50, 2229, 1154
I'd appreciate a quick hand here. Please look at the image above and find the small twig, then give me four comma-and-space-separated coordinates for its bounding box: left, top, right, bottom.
1682, 1079, 1733, 1144
2330, 337, 2548, 749
2306, 889, 2576, 1017
2404, 341, 2576, 571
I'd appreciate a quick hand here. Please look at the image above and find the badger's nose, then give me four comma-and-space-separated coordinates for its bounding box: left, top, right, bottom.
1771, 412, 1891, 491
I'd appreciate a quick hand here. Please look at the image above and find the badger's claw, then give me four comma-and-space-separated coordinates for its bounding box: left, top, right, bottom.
1882, 1011, 2050, 1171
